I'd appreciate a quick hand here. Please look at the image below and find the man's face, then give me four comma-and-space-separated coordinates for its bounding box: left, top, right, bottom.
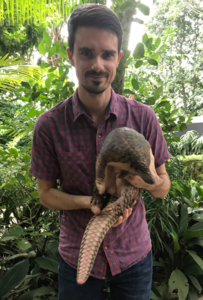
67, 27, 122, 95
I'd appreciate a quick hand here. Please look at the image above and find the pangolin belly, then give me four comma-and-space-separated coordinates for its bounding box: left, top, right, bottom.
76, 127, 155, 285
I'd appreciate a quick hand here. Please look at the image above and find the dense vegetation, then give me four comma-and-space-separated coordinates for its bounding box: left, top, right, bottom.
0, 1, 203, 300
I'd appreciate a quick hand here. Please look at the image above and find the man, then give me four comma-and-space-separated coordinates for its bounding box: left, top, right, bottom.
30, 4, 171, 300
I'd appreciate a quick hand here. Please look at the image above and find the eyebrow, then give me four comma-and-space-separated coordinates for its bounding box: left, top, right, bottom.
78, 47, 117, 54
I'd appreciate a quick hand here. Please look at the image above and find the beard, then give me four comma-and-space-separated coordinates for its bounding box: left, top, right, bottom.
82, 82, 107, 95
82, 70, 110, 95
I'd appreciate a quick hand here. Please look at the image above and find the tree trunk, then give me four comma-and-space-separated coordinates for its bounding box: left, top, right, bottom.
112, 9, 135, 95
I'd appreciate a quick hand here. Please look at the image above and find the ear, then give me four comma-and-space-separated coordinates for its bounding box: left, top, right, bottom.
67, 48, 75, 67
117, 50, 123, 67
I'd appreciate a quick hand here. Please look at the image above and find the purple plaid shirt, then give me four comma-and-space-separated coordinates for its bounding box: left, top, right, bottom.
29, 88, 170, 279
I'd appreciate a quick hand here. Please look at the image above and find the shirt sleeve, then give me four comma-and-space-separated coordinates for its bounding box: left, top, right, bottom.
143, 106, 171, 168
29, 113, 61, 181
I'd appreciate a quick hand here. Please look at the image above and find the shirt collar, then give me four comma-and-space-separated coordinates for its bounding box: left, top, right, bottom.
72, 88, 119, 122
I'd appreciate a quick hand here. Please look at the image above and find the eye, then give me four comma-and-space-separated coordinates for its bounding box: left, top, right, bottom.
81, 49, 93, 58
103, 52, 115, 59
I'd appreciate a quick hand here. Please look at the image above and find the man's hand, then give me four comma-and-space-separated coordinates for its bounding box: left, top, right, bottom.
91, 202, 136, 227
91, 176, 138, 227
124, 149, 171, 199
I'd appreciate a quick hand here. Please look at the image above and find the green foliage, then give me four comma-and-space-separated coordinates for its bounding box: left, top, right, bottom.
0, 214, 59, 299
169, 131, 203, 156
0, 23, 45, 58
1, 3, 203, 300
124, 32, 192, 144
0, 54, 41, 93
148, 199, 203, 300
0, 26, 72, 299
145, 0, 203, 115
0, 259, 29, 299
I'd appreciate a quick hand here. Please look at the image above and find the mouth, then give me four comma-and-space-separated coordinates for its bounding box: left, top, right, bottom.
89, 75, 106, 80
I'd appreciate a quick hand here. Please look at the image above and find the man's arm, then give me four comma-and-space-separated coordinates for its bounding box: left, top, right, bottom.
147, 163, 171, 199
38, 179, 133, 227
38, 179, 91, 210
125, 149, 171, 199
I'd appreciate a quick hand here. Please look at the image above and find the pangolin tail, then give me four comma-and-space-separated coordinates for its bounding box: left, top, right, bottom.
76, 210, 119, 285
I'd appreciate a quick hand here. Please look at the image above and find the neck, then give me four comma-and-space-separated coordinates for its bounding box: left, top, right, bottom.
77, 85, 111, 127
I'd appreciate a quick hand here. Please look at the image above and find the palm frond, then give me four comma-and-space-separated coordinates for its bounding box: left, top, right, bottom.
0, 0, 78, 25
193, 135, 203, 154
0, 54, 41, 93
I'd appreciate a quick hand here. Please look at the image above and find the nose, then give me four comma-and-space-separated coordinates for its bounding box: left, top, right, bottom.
91, 56, 104, 72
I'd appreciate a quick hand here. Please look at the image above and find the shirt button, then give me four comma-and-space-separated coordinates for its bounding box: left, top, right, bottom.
98, 133, 102, 138
105, 246, 108, 250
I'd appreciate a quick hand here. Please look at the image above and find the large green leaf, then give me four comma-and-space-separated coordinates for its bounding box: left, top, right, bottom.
168, 269, 189, 300
170, 231, 180, 253
131, 79, 139, 90
135, 60, 143, 68
146, 38, 153, 48
137, 2, 150, 15
187, 250, 203, 270
179, 205, 188, 237
163, 242, 174, 263
38, 42, 46, 56
190, 222, 203, 230
9, 226, 24, 236
154, 86, 163, 100
147, 97, 156, 105
8, 148, 18, 156
148, 59, 158, 66
133, 43, 145, 59
168, 108, 179, 119
156, 101, 170, 108
187, 274, 201, 293
179, 123, 187, 132
17, 239, 32, 250
158, 44, 168, 52
150, 53, 160, 60
142, 33, 148, 45
188, 287, 198, 300
186, 112, 196, 124
48, 46, 57, 58
17, 173, 26, 183
27, 108, 37, 118
120, 1, 132, 11
17, 286, 55, 300
155, 37, 161, 49
45, 78, 51, 90
190, 237, 203, 247
184, 229, 203, 240
36, 257, 59, 273
150, 287, 161, 300
43, 31, 52, 47
114, 0, 123, 5
0, 259, 29, 299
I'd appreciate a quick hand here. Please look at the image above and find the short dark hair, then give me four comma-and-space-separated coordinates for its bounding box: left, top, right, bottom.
68, 4, 123, 53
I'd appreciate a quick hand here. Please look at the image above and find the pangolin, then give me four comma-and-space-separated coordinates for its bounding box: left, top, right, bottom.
77, 127, 155, 285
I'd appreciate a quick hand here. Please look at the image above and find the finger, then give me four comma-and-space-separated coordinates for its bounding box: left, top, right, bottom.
133, 200, 137, 206
122, 208, 132, 221
91, 205, 101, 215
113, 216, 123, 227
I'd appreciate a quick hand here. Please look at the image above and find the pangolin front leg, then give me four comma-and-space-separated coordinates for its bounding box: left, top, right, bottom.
76, 184, 139, 285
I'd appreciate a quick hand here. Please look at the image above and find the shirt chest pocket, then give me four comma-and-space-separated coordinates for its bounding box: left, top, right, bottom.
57, 151, 96, 195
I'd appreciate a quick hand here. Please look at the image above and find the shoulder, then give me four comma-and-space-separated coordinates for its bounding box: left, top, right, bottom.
116, 93, 157, 119
35, 96, 73, 129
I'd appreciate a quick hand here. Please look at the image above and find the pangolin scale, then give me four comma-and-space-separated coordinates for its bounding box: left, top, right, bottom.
77, 127, 155, 285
